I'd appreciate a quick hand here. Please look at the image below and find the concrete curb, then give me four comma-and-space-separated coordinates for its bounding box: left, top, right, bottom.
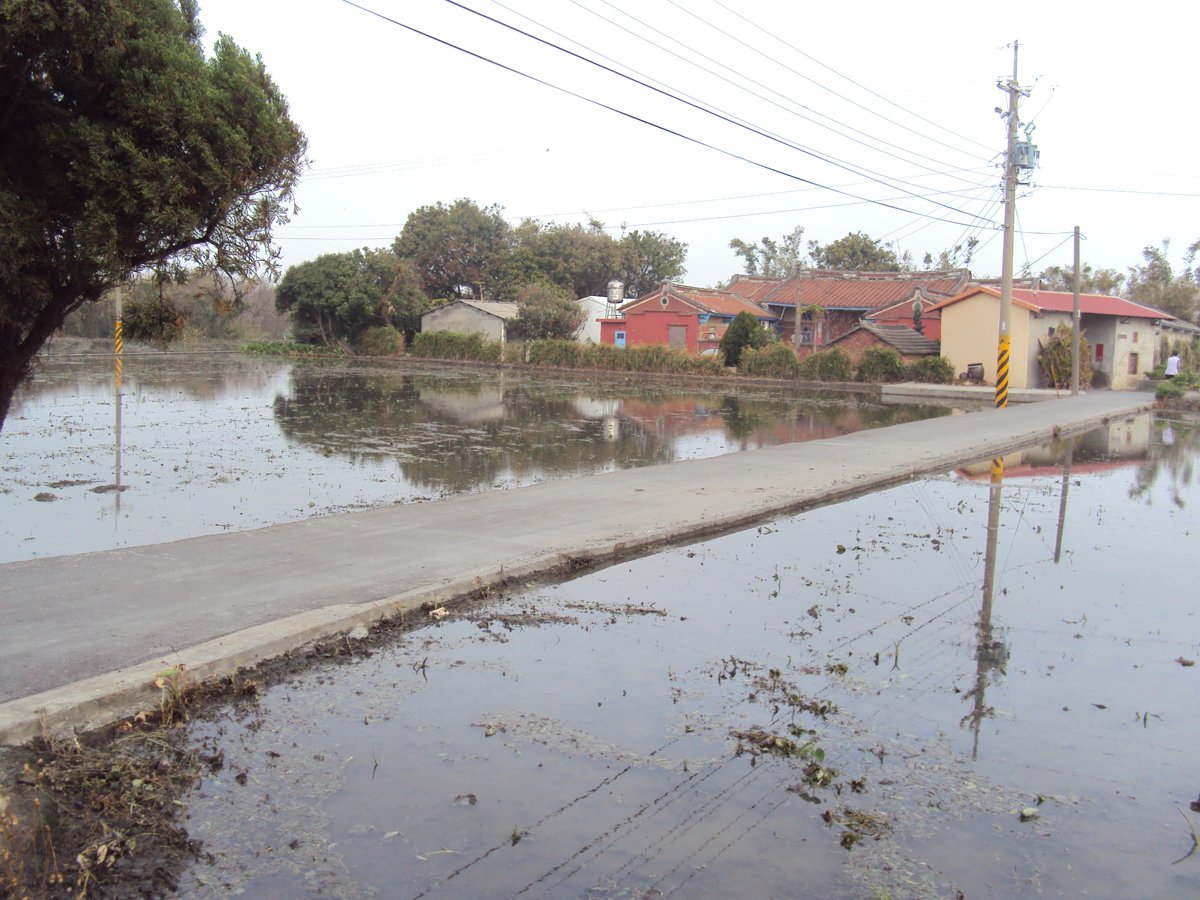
0, 393, 1154, 746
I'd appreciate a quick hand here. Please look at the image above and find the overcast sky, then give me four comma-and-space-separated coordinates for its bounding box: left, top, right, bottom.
198, 0, 1199, 291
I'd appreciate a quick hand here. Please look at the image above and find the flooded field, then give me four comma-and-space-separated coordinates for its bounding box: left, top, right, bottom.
0, 350, 961, 562
165, 413, 1200, 898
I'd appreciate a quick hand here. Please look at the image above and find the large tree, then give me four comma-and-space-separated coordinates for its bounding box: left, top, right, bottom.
1125, 240, 1199, 322
276, 249, 414, 346
730, 226, 806, 277
393, 199, 512, 301
1037, 263, 1126, 296
507, 282, 585, 341
809, 232, 900, 271
617, 229, 687, 298
0, 0, 306, 431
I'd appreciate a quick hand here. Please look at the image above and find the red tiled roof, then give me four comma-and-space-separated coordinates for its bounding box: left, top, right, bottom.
725, 275, 785, 304
623, 283, 774, 320
928, 286, 1173, 320
759, 270, 970, 311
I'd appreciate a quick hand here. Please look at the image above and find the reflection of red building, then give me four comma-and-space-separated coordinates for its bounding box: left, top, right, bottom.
599, 283, 776, 354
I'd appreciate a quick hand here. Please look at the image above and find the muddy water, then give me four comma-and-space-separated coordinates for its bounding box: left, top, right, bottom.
0, 351, 961, 562
175, 414, 1200, 898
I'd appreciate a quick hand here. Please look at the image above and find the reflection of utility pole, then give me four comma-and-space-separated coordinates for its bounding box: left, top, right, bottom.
114, 285, 123, 516
965, 457, 1008, 759
1054, 437, 1074, 563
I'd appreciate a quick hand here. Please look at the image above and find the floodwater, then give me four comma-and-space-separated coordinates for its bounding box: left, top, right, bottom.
172, 412, 1200, 898
0, 349, 962, 563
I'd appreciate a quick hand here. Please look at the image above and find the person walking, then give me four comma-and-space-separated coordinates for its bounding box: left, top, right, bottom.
1164, 350, 1181, 379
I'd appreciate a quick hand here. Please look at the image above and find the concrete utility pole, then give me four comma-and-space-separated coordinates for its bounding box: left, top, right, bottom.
995, 41, 1020, 409
1072, 226, 1081, 395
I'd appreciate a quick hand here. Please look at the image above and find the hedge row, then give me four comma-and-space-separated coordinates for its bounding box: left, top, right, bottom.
527, 339, 726, 375
410, 331, 502, 361
740, 344, 956, 384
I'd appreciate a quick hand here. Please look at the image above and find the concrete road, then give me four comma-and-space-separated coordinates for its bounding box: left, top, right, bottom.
0, 390, 1153, 745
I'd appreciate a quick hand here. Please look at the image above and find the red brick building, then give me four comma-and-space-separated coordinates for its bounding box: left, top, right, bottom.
599, 283, 777, 355
756, 270, 970, 346
825, 322, 941, 366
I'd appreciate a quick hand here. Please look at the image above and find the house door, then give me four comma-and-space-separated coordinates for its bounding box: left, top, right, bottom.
614, 330, 626, 348
667, 325, 687, 348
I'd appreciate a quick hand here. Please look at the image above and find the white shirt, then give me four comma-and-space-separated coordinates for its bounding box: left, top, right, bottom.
1165, 355, 1181, 376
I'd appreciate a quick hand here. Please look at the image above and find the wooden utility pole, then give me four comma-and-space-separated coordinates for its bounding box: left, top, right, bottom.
996, 41, 1020, 409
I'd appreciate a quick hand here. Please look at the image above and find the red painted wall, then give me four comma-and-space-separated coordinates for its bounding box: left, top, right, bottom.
601, 297, 701, 353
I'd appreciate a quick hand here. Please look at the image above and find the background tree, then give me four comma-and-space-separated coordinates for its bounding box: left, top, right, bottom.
809, 232, 900, 271
1125, 240, 1199, 321
617, 229, 688, 297
719, 311, 772, 367
730, 226, 806, 277
393, 199, 511, 301
510, 220, 620, 300
508, 282, 585, 340
276, 249, 413, 346
923, 236, 979, 271
0, 0, 306, 431
380, 259, 431, 341
1037, 263, 1126, 296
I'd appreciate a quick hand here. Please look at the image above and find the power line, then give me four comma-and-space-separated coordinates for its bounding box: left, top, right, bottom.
705, 0, 997, 155
338, 0, 1000, 231
433, 0, 996, 227
553, 0, 992, 188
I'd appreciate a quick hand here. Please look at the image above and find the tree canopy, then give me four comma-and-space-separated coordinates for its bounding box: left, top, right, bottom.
0, 0, 306, 430
392, 199, 686, 303
730, 227, 807, 277
1125, 240, 1199, 321
507, 282, 585, 341
809, 232, 900, 271
275, 249, 426, 347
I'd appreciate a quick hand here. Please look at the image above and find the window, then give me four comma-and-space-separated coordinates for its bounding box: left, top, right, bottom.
1095, 343, 1104, 363
1128, 352, 1139, 374
1049, 327, 1055, 338
667, 325, 687, 348
799, 326, 813, 345
1132, 331, 1139, 343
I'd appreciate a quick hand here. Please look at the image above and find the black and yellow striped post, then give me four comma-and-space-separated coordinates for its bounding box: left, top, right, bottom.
114, 287, 123, 503
994, 334, 1009, 408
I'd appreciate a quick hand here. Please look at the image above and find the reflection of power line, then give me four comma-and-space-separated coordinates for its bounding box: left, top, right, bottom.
418, 732, 689, 899
658, 782, 791, 897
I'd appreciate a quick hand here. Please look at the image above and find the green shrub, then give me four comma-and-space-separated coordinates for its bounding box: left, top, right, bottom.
242, 341, 342, 356
1156, 378, 1185, 401
1038, 324, 1092, 389
739, 342, 801, 378
410, 330, 502, 361
719, 311, 772, 366
800, 348, 852, 382
526, 339, 725, 376
907, 355, 955, 384
356, 326, 404, 357
855, 346, 907, 382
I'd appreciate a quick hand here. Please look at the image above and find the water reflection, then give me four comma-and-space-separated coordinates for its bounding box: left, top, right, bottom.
1, 354, 963, 562
271, 365, 958, 493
